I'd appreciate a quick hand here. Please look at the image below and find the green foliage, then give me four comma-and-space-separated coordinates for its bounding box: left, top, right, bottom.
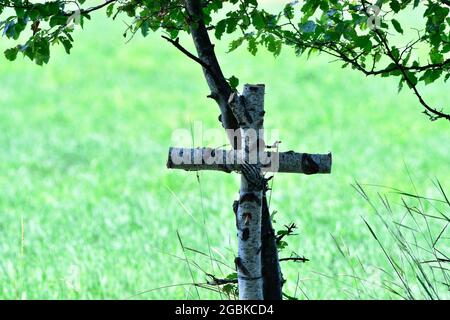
391, 19, 403, 34
4, 46, 17, 60
0, 0, 447, 75
227, 75, 239, 90
250, 0, 450, 120
0, 0, 84, 64
0, 1, 447, 89
1, 0, 448, 119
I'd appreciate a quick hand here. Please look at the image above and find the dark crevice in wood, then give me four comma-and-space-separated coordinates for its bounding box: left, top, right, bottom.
301, 153, 320, 175
239, 193, 260, 204
261, 190, 283, 300
242, 228, 250, 241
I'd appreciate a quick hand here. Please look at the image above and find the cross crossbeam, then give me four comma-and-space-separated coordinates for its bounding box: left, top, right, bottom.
167, 147, 332, 175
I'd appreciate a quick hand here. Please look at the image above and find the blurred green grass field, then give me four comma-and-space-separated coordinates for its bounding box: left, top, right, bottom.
0, 15, 448, 299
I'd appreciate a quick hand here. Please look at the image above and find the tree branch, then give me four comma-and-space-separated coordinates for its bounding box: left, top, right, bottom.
279, 257, 309, 263
184, 0, 239, 139
272, 3, 450, 122
359, 0, 450, 121
72, 0, 117, 16
275, 223, 297, 244
206, 273, 238, 286
0, 0, 118, 17
161, 35, 224, 88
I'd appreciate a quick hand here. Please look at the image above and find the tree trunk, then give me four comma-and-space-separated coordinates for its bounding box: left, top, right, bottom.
183, 0, 285, 300
231, 84, 266, 300
184, 0, 239, 144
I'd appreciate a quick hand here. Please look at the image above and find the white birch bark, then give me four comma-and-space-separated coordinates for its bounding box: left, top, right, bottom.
167, 148, 332, 174
231, 84, 266, 300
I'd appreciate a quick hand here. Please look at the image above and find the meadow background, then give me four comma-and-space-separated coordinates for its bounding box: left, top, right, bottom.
0, 12, 448, 299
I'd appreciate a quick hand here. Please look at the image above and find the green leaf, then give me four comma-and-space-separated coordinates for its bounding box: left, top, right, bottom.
251, 10, 265, 30
215, 19, 227, 40
355, 35, 372, 52
300, 20, 316, 33
247, 37, 258, 56
226, 273, 238, 280
50, 15, 68, 28
141, 20, 149, 37
442, 44, 450, 54
420, 69, 443, 85
222, 284, 236, 295
42, 2, 60, 16
228, 75, 239, 90
3, 20, 16, 39
228, 37, 244, 52
391, 47, 400, 60
398, 78, 404, 92
59, 36, 73, 54
301, 0, 320, 18
106, 3, 115, 17
390, 0, 401, 13
444, 73, 450, 82
283, 4, 294, 19
430, 49, 444, 64
4, 47, 19, 61
391, 19, 403, 34
226, 16, 238, 34
404, 71, 418, 87
277, 240, 288, 250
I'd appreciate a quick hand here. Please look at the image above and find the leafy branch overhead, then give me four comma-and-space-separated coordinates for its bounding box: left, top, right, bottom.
0, 0, 449, 121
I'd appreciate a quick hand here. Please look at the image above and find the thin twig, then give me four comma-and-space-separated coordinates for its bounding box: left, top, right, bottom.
279, 257, 309, 263
161, 35, 224, 87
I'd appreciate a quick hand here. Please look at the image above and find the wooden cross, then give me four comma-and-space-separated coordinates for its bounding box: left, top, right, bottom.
166, 84, 332, 300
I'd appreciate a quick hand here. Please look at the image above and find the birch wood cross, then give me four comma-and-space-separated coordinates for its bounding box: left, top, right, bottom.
167, 84, 332, 300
